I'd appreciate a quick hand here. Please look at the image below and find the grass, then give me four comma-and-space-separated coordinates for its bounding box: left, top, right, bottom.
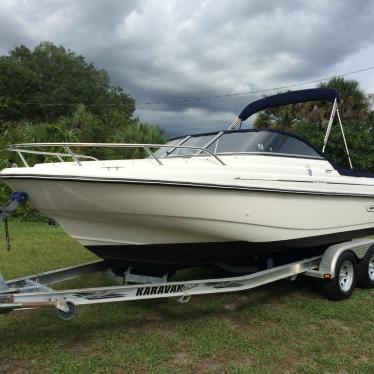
0, 222, 373, 374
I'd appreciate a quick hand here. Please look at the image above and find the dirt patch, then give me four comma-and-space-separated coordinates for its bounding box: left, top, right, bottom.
173, 350, 253, 374
195, 358, 223, 373
224, 317, 241, 331
307, 323, 319, 330
357, 355, 369, 363
316, 319, 353, 333
169, 339, 195, 370
0, 359, 38, 374
223, 296, 250, 311
270, 348, 307, 374
198, 351, 253, 373
172, 351, 195, 367
307, 319, 353, 334
169, 342, 255, 373
144, 313, 164, 322
67, 341, 100, 357
112, 366, 148, 374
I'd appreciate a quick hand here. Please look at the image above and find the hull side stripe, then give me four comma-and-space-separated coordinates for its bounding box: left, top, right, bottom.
2, 174, 374, 197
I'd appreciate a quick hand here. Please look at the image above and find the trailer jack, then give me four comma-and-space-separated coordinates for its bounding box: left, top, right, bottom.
0, 192, 28, 251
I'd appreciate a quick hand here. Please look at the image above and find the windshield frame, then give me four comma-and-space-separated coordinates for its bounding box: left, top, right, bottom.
158, 136, 190, 158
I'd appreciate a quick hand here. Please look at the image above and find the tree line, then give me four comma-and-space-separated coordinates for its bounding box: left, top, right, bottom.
0, 42, 165, 168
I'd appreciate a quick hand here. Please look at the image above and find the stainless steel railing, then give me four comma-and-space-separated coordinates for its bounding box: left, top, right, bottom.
7, 142, 226, 167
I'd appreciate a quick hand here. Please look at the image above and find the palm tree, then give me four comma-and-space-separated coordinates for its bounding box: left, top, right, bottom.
253, 103, 300, 130
319, 77, 369, 120
299, 77, 370, 124
253, 78, 370, 129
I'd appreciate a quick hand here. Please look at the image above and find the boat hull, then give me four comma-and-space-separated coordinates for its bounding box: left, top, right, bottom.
4, 177, 374, 270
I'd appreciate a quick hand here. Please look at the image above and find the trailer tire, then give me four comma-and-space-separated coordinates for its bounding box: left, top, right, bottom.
323, 251, 357, 301
357, 246, 374, 289
57, 301, 76, 321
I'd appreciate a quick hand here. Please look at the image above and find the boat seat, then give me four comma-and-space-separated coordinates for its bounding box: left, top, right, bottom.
337, 168, 374, 179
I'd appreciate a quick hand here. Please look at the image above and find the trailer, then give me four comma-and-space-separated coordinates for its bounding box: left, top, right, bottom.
0, 194, 373, 320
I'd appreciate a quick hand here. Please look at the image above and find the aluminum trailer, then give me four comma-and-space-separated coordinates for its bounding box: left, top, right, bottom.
0, 238, 373, 320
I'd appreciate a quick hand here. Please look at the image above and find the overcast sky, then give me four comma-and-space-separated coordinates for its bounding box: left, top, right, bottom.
1, 0, 374, 137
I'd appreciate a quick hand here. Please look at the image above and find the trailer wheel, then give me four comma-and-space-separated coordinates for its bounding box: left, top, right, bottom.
57, 301, 76, 321
323, 251, 357, 301
357, 246, 374, 289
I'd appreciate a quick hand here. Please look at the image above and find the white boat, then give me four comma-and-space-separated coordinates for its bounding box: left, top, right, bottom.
1, 88, 374, 274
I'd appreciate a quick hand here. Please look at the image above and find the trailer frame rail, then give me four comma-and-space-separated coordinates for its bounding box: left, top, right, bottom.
1, 238, 373, 320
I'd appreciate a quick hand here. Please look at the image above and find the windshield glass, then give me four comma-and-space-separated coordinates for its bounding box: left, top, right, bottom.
170, 135, 215, 156
206, 131, 321, 158
152, 138, 184, 158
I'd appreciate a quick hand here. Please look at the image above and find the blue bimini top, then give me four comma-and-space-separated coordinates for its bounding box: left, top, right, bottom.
239, 88, 340, 121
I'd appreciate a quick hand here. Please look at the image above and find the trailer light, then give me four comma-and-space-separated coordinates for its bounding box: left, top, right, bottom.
323, 273, 332, 279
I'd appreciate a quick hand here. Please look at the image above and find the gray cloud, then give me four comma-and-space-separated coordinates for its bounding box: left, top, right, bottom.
0, 0, 374, 137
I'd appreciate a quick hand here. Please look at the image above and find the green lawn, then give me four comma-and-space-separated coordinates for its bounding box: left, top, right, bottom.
0, 222, 373, 374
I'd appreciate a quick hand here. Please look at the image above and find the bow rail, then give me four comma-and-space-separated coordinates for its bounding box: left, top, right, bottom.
7, 142, 226, 167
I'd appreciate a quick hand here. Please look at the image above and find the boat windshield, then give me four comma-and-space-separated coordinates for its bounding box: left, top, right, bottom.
170, 135, 214, 156
155, 130, 322, 159
152, 138, 182, 157
152, 135, 215, 158
206, 131, 321, 158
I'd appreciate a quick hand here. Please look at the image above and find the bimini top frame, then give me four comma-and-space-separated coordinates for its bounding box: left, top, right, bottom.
228, 88, 353, 169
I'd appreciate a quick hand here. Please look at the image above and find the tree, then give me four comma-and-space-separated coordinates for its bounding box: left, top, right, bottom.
253, 103, 300, 130
253, 78, 370, 129
0, 41, 165, 153
0, 42, 135, 122
292, 115, 374, 172
299, 77, 370, 124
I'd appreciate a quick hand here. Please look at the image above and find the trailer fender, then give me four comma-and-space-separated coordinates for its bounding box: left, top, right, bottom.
319, 238, 374, 278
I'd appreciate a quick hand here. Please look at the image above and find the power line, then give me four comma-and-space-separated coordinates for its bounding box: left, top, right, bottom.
141, 65, 374, 105
18, 65, 374, 107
